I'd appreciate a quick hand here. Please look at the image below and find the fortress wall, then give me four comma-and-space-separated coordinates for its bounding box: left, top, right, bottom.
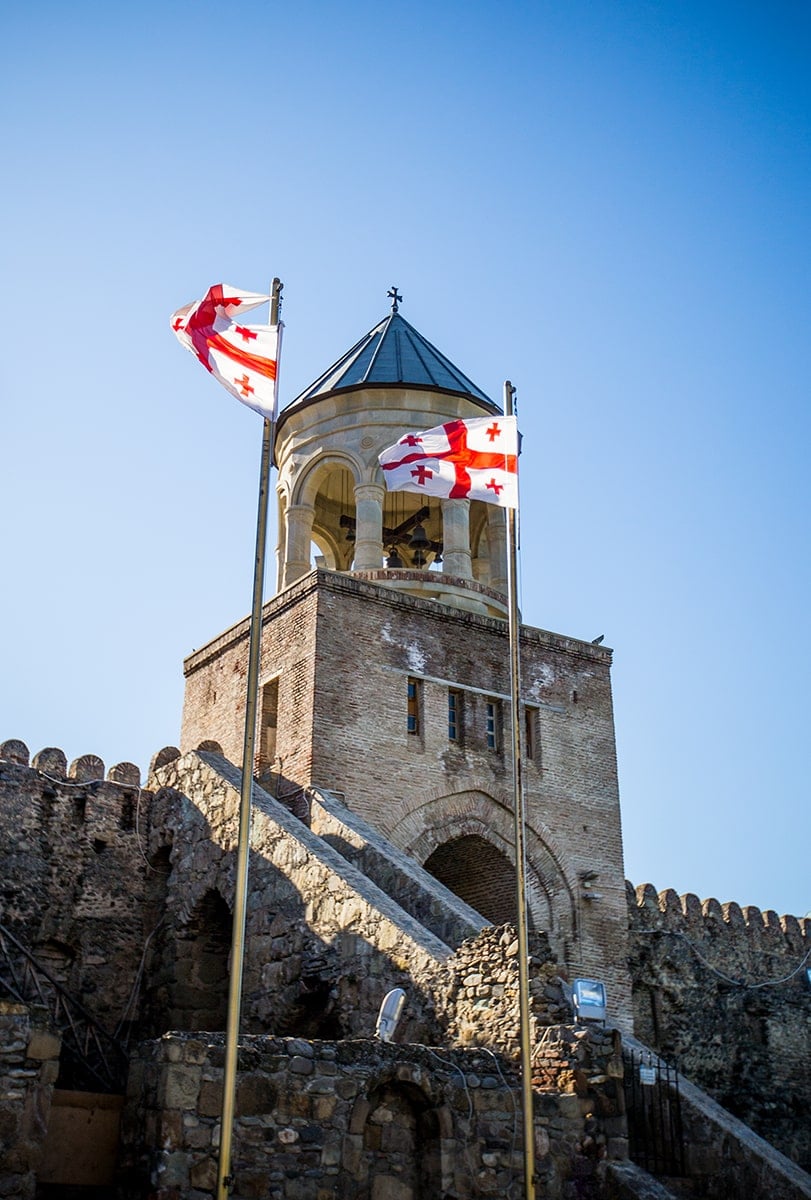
146, 749, 457, 1042
119, 1031, 625, 1200
0, 1002, 61, 1200
0, 740, 150, 1033
628, 880, 811, 1171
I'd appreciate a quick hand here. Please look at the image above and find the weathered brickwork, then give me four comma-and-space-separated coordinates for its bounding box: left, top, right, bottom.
180, 569, 633, 1032
628, 882, 811, 1171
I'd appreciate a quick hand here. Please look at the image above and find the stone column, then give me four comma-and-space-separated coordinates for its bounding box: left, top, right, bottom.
352, 483, 385, 569
275, 494, 287, 593
487, 507, 508, 594
282, 503, 315, 587
441, 498, 473, 579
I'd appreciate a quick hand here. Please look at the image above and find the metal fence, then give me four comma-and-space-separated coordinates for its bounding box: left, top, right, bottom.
623, 1045, 686, 1178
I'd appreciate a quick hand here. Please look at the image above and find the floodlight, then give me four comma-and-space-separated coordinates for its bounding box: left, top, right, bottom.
572, 977, 607, 1023
375, 987, 406, 1042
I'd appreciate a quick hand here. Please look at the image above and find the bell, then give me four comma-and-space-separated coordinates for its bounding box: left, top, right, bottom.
408, 522, 429, 550
386, 548, 404, 568
433, 550, 443, 565
412, 549, 426, 568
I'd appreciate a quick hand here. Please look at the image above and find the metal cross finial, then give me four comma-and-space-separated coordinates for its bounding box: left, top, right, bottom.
388, 286, 402, 313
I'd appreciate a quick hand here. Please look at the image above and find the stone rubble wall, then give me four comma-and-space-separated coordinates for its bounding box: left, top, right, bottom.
0, 740, 150, 1038
0, 1002, 61, 1200
624, 1035, 811, 1200
147, 750, 455, 1042
147, 751, 578, 1053
627, 881, 811, 1172
119, 1032, 627, 1200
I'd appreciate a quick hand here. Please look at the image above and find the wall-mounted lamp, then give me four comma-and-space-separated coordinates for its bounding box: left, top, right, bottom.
572, 978, 607, 1024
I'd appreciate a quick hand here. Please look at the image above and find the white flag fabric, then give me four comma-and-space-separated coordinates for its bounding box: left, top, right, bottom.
378, 416, 519, 508
170, 283, 282, 420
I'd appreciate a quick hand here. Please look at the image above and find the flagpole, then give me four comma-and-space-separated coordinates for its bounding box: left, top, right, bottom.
216, 278, 283, 1200
504, 380, 536, 1200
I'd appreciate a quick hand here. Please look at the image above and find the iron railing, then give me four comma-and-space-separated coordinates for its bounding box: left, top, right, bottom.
623, 1044, 686, 1178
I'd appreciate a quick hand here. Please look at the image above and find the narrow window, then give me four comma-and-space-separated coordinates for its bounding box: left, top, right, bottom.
258, 679, 279, 773
524, 706, 539, 762
448, 689, 462, 741
485, 699, 500, 751
407, 678, 420, 735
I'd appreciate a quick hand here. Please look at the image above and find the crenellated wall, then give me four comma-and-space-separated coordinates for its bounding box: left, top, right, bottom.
627, 880, 811, 1171
0, 739, 150, 1045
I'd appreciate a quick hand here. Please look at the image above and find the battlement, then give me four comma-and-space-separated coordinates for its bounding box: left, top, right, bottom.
627, 879, 810, 957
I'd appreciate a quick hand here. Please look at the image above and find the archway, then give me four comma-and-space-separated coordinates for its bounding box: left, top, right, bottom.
354, 1080, 442, 1199
425, 834, 521, 927
152, 889, 232, 1033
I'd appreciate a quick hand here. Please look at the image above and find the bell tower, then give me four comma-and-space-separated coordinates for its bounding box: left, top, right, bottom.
274, 291, 509, 616
181, 293, 633, 1029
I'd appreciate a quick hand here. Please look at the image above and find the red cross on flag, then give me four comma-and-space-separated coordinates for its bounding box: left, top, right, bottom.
170, 283, 282, 420
378, 416, 519, 508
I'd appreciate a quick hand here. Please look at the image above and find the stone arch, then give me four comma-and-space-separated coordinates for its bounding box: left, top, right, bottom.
292, 453, 364, 571
389, 789, 578, 952
154, 888, 232, 1033
347, 1067, 452, 1198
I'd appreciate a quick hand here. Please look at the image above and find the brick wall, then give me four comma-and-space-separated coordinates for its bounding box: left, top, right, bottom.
178, 569, 633, 1030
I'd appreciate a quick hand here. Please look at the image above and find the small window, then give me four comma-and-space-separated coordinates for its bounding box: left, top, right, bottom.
448, 689, 462, 741
524, 706, 539, 762
258, 679, 279, 772
485, 699, 500, 751
407, 678, 420, 735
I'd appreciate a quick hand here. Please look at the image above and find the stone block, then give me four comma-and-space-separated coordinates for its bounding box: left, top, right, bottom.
25, 1031, 60, 1061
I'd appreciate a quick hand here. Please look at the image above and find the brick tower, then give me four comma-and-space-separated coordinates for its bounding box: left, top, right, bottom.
181, 294, 633, 1026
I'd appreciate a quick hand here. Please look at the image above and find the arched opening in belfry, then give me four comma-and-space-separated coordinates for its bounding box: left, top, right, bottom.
160, 889, 232, 1032
425, 834, 527, 928
381, 491, 444, 570
359, 1080, 441, 1199
311, 463, 357, 570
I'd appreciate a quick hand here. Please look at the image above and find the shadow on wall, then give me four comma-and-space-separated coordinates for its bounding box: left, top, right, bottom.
141, 786, 441, 1046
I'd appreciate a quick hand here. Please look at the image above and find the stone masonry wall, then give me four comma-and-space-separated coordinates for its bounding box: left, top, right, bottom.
119, 1032, 626, 1200
0, 1002, 61, 1200
0, 740, 150, 1048
146, 750, 454, 1043
628, 881, 811, 1171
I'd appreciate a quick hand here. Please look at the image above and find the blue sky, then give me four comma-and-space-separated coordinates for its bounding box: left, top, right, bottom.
2, 1, 809, 919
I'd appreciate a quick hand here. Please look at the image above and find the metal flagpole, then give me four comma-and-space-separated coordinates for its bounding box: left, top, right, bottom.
504, 380, 536, 1200
216, 278, 283, 1200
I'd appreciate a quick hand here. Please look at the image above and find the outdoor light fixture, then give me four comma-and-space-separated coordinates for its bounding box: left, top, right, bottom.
572, 978, 607, 1023
376, 987, 407, 1042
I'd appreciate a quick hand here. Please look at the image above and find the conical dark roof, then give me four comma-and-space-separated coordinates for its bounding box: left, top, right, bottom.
285, 312, 496, 411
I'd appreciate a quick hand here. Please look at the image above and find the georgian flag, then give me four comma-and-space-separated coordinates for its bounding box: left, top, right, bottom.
378, 416, 519, 508
170, 283, 282, 420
